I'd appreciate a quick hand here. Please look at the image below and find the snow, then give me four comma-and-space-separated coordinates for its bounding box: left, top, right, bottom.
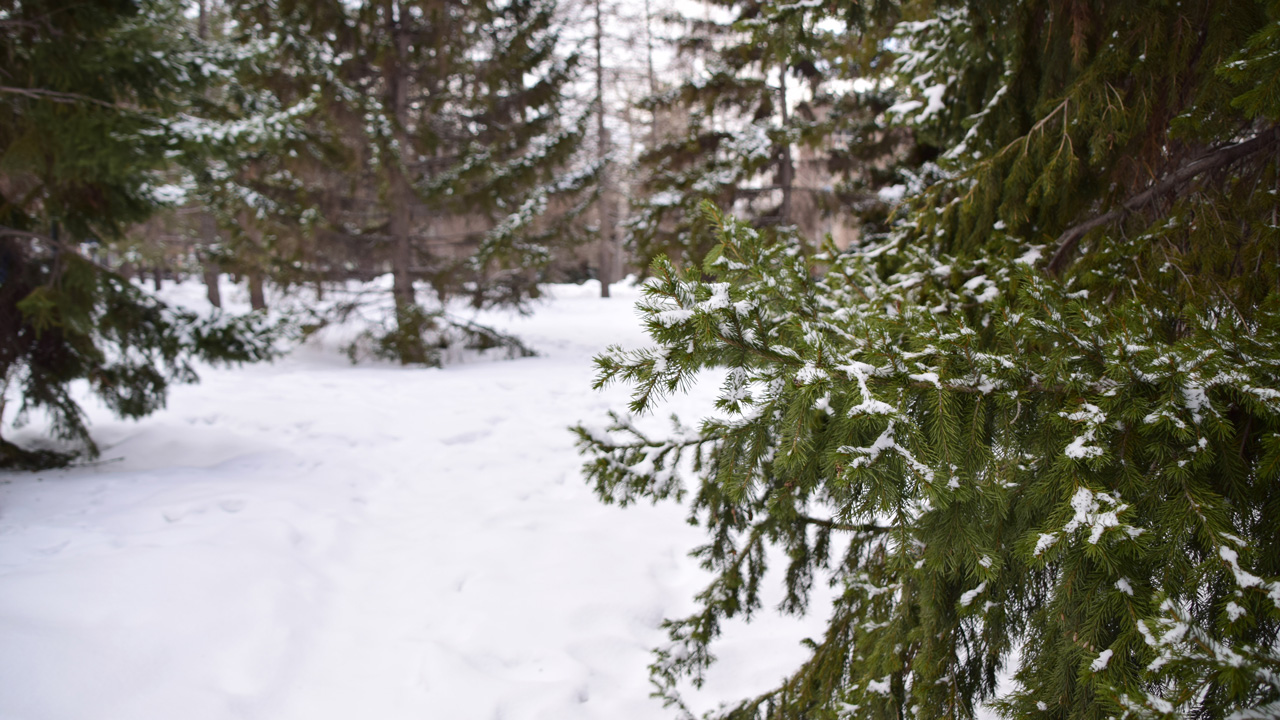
1090, 648, 1112, 672
877, 184, 907, 204
866, 676, 892, 695
1226, 601, 1247, 622
1063, 487, 1126, 544
1015, 247, 1042, 266
959, 581, 987, 607
0, 277, 825, 720
1033, 533, 1058, 556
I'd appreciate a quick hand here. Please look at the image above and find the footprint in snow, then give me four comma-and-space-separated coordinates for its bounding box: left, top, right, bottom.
440, 429, 491, 446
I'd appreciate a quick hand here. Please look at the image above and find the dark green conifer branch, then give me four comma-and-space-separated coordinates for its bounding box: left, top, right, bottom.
577, 2, 1280, 715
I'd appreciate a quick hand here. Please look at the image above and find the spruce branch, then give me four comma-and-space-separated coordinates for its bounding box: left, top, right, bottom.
795, 514, 894, 534
1047, 126, 1280, 275
0, 85, 128, 109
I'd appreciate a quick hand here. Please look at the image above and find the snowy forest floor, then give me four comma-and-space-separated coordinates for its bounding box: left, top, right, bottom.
0, 277, 828, 720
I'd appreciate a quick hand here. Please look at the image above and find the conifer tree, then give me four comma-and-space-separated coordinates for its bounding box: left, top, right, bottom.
0, 0, 280, 468
218, 0, 593, 365
576, 1, 1280, 718
627, 0, 905, 271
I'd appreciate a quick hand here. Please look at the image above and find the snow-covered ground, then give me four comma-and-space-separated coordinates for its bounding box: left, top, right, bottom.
0, 277, 827, 720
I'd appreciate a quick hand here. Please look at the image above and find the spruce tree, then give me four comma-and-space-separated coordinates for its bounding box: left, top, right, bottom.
576, 1, 1280, 718
626, 0, 905, 271
0, 0, 280, 469
217, 0, 593, 365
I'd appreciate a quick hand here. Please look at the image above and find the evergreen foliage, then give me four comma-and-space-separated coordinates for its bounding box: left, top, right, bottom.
212, 0, 594, 365
576, 0, 1280, 717
627, 0, 906, 271
0, 0, 282, 468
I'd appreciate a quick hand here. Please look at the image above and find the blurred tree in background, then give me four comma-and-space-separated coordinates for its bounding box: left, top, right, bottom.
0, 0, 280, 469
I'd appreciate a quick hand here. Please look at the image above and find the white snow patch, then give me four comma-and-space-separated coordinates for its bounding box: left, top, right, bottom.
878, 184, 907, 204
959, 581, 988, 607
866, 677, 892, 695
1226, 601, 1247, 622
1063, 487, 1127, 544
1034, 533, 1059, 556
1090, 648, 1113, 672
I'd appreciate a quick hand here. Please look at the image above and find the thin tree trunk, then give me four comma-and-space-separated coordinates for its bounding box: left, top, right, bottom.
200, 212, 221, 308
595, 0, 613, 298
247, 272, 266, 311
778, 63, 793, 226
196, 1, 223, 310
203, 265, 222, 308
387, 0, 417, 317
383, 0, 428, 363
643, 0, 657, 98
236, 209, 268, 311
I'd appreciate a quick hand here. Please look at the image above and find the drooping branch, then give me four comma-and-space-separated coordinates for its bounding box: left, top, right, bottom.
797, 513, 894, 534
0, 86, 123, 109
0, 226, 119, 276
1046, 126, 1280, 275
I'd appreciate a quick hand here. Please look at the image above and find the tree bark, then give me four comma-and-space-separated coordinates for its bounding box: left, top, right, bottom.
203, 265, 222, 308
778, 64, 793, 226
196, 1, 222, 310
595, 0, 613, 298
236, 209, 268, 311
386, 0, 417, 317
248, 272, 266, 311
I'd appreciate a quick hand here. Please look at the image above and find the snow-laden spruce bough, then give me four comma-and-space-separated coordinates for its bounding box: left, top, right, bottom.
575, 0, 1280, 718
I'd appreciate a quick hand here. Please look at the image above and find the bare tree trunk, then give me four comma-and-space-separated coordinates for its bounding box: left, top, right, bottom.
382, 0, 429, 363
778, 64, 793, 226
643, 0, 657, 98
387, 0, 417, 318
236, 210, 268, 311
595, 0, 613, 298
248, 272, 266, 311
196, 1, 223, 310
200, 213, 221, 308
203, 265, 222, 308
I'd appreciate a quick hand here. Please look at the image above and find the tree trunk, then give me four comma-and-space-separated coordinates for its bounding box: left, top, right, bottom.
248, 272, 266, 311
196, 3, 224, 310
385, 0, 427, 363
594, 0, 613, 298
236, 210, 268, 311
643, 0, 658, 98
203, 265, 222, 308
778, 64, 793, 226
